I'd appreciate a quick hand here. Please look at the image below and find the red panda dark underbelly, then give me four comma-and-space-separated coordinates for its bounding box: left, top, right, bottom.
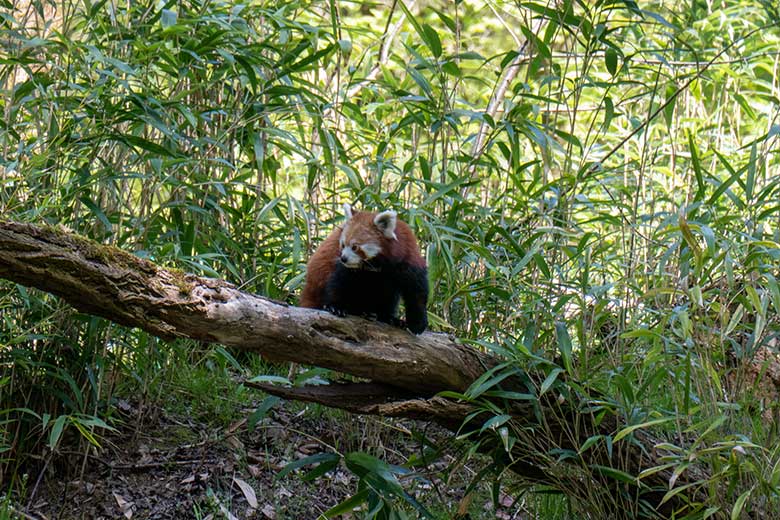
324, 264, 402, 322
321, 260, 429, 333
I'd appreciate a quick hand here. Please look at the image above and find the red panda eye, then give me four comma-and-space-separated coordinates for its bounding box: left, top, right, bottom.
351, 245, 359, 252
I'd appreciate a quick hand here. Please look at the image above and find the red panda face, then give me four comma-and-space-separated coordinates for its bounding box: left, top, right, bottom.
338, 204, 397, 269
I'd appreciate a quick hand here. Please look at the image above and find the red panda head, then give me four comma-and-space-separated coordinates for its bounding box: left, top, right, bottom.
338, 203, 397, 269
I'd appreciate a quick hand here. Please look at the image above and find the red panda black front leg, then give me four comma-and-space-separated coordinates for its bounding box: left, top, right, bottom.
396, 263, 429, 334
320, 265, 351, 317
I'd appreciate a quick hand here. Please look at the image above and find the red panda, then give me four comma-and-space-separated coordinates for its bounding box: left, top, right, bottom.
300, 204, 429, 334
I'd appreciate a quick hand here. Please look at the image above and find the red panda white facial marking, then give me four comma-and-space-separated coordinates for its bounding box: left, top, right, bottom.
339, 241, 382, 268
360, 243, 382, 259
340, 242, 363, 268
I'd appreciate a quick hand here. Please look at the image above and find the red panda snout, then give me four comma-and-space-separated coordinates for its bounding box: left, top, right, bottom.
340, 246, 362, 268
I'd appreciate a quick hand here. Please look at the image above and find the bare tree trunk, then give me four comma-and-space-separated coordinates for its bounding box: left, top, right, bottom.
0, 220, 705, 517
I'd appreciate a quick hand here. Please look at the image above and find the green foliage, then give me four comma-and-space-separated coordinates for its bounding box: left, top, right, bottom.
279, 451, 436, 519
3, 0, 780, 517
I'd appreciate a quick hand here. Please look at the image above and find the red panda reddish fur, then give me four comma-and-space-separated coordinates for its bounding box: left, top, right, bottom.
300, 206, 428, 333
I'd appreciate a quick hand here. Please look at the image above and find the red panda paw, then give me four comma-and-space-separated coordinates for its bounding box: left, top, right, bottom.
403, 317, 427, 335
381, 316, 425, 334
323, 304, 347, 318
390, 317, 406, 328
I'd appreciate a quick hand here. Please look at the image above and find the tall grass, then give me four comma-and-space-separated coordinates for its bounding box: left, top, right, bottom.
2, 0, 780, 516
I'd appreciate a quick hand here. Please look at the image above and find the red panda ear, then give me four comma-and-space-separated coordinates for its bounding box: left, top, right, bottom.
342, 203, 354, 220
374, 210, 397, 240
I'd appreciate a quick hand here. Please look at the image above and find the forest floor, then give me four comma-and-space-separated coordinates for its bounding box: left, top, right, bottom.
23, 386, 525, 519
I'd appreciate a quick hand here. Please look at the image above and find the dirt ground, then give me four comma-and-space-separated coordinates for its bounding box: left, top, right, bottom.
19, 397, 524, 520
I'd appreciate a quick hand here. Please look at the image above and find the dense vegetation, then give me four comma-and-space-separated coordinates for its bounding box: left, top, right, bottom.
3, 0, 780, 517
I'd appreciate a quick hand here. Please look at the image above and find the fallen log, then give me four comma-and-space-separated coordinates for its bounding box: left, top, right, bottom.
0, 221, 492, 393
